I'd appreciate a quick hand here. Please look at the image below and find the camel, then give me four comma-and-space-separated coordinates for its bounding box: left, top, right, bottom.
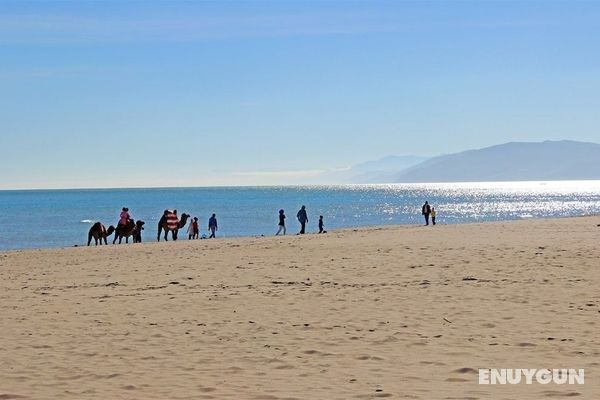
113, 220, 145, 244
157, 210, 190, 241
87, 222, 115, 246
133, 222, 144, 243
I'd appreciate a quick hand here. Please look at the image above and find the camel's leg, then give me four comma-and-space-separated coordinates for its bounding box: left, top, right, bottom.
126, 237, 129, 244
113, 236, 118, 244
157, 225, 163, 242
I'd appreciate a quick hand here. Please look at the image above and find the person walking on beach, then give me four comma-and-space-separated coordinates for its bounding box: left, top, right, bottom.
318, 215, 326, 233
276, 209, 286, 235
431, 207, 437, 226
422, 201, 431, 226
208, 214, 218, 238
297, 205, 308, 234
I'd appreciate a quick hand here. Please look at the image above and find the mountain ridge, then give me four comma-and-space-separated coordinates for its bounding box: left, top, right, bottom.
395, 140, 600, 182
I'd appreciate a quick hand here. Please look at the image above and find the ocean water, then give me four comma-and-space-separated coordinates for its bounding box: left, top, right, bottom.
1, 181, 599, 251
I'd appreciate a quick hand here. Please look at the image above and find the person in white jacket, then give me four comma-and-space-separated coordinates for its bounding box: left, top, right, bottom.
187, 217, 198, 240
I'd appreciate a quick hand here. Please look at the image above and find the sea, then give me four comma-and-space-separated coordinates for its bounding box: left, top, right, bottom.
1, 181, 599, 251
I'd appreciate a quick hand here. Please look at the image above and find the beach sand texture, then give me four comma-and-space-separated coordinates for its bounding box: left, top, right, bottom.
1, 217, 599, 399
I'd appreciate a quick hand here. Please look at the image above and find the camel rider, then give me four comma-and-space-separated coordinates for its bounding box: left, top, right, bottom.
119, 207, 131, 227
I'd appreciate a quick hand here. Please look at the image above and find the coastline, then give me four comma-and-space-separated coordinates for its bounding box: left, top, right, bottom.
2, 216, 599, 399
1, 213, 598, 254
3, 181, 600, 252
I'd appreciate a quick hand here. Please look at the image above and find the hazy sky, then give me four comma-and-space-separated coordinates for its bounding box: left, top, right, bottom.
1, 1, 599, 189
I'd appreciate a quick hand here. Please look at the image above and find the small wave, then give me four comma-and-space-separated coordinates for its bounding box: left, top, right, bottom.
519, 214, 534, 219
80, 219, 94, 224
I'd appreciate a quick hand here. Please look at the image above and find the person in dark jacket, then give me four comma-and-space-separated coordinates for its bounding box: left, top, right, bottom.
208, 214, 218, 238
276, 209, 286, 235
422, 201, 431, 226
318, 215, 326, 233
297, 205, 308, 234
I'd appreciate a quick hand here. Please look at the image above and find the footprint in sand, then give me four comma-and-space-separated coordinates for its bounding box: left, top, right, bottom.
541, 390, 581, 397
517, 342, 537, 347
452, 367, 478, 374
446, 377, 469, 382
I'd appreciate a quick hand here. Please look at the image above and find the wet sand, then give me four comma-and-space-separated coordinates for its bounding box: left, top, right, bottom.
1, 216, 599, 399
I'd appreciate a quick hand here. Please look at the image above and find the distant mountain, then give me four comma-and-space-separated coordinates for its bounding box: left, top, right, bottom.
319, 155, 428, 183
395, 140, 600, 182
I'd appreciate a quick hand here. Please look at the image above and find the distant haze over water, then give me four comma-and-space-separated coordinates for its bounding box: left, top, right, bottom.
1, 181, 599, 251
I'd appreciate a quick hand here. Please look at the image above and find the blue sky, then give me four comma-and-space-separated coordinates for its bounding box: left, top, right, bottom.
1, 1, 599, 189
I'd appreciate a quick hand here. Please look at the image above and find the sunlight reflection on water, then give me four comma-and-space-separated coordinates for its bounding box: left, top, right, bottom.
0, 181, 599, 250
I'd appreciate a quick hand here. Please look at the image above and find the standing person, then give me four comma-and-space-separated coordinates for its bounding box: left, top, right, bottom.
276, 209, 286, 235
431, 207, 437, 225
422, 201, 431, 226
318, 215, 325, 233
208, 213, 218, 238
187, 217, 195, 240
296, 205, 308, 234
192, 217, 199, 239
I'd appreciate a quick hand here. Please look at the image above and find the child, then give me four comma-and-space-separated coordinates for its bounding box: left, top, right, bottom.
187, 217, 195, 240
192, 217, 199, 239
119, 207, 130, 227
318, 215, 325, 233
431, 207, 437, 225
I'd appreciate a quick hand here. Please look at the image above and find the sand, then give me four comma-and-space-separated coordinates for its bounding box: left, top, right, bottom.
1, 216, 599, 399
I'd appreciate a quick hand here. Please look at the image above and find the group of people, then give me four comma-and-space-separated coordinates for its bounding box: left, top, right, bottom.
186, 214, 218, 239
116, 205, 324, 242
421, 201, 437, 226
116, 201, 435, 242
276, 205, 326, 236
117, 208, 218, 240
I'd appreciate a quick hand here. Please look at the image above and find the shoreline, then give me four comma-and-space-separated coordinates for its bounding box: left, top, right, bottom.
1, 213, 598, 254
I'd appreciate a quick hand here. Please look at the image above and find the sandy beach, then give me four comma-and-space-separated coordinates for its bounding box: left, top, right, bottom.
1, 216, 599, 399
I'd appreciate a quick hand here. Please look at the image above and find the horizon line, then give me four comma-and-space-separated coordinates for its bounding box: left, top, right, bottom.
2, 179, 600, 192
